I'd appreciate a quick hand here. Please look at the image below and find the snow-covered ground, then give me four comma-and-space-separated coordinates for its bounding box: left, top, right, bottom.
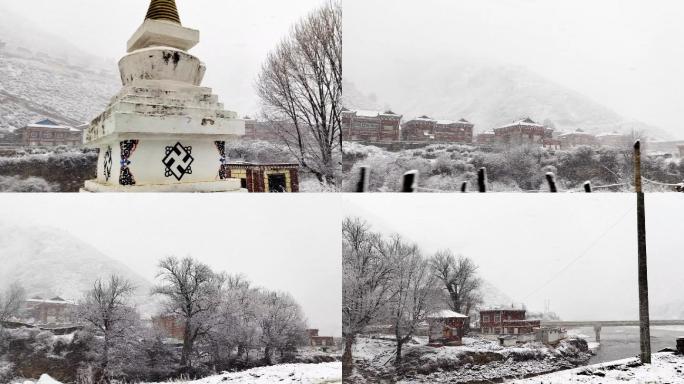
507, 352, 684, 383
349, 335, 591, 383
14, 363, 342, 384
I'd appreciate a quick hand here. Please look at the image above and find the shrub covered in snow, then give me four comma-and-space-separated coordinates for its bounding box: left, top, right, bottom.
0, 149, 98, 192
0, 176, 57, 192
343, 143, 684, 192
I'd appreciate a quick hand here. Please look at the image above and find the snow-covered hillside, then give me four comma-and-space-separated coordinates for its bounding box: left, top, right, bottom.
344, 59, 670, 140
0, 5, 119, 132
0, 225, 158, 317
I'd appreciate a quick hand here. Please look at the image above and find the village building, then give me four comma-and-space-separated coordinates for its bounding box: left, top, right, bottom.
152, 314, 185, 341
427, 310, 469, 346
536, 327, 566, 345
307, 329, 336, 352
479, 307, 540, 336
15, 119, 83, 147
402, 116, 474, 144
492, 118, 554, 147
476, 131, 497, 145
342, 109, 402, 143
20, 296, 77, 325
243, 117, 280, 142
224, 162, 299, 192
596, 132, 633, 148
558, 129, 598, 148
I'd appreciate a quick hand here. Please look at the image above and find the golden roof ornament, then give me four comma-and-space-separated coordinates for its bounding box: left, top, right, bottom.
145, 0, 181, 24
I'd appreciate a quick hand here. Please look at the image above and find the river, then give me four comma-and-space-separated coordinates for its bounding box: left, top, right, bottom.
569, 325, 684, 364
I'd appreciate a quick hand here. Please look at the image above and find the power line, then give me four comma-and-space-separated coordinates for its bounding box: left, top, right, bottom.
522, 206, 633, 301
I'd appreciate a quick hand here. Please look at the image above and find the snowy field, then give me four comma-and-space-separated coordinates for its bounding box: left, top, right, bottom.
507, 352, 684, 383
350, 335, 591, 383
14, 363, 342, 384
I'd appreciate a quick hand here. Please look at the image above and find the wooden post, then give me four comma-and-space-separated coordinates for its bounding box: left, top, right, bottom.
478, 168, 487, 193
401, 171, 418, 193
634, 140, 652, 364
461, 181, 468, 193
584, 181, 592, 193
545, 173, 558, 193
356, 166, 369, 193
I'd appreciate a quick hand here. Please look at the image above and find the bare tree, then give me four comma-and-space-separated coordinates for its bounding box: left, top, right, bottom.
381, 235, 438, 365
153, 256, 224, 370
256, 1, 342, 187
430, 251, 482, 317
0, 282, 26, 322
341, 218, 395, 376
257, 291, 307, 364
76, 275, 137, 383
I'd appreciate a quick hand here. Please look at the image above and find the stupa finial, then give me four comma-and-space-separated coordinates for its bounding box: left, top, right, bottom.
145, 0, 181, 24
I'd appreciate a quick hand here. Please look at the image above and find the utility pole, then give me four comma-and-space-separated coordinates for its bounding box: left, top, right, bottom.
634, 140, 651, 364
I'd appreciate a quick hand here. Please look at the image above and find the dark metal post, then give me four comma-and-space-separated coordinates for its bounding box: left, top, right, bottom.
478, 168, 487, 193
401, 171, 418, 193
634, 140, 652, 364
356, 166, 369, 193
584, 181, 592, 193
545, 173, 558, 193
461, 181, 467, 193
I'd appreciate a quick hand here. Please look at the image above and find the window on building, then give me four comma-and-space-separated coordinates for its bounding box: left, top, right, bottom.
494, 314, 501, 322
483, 315, 489, 322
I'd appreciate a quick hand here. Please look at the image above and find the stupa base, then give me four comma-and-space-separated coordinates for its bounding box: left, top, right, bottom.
81, 179, 246, 193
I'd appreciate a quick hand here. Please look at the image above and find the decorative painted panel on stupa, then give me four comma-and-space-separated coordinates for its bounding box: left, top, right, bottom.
83, 0, 245, 192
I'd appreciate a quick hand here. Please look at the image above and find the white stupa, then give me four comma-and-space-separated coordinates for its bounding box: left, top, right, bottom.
82, 0, 245, 192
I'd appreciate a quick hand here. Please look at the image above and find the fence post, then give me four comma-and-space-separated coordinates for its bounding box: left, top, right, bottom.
634, 140, 651, 364
478, 168, 487, 193
355, 166, 369, 193
401, 171, 418, 193
545, 173, 558, 193
461, 181, 468, 193
583, 181, 592, 193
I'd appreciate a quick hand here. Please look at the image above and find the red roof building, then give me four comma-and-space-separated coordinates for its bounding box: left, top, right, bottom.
342, 109, 402, 143
15, 119, 83, 147
479, 308, 540, 335
402, 116, 474, 144
427, 310, 469, 346
493, 118, 553, 147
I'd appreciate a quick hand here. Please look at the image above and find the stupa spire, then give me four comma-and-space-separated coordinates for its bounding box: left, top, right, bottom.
145, 0, 181, 24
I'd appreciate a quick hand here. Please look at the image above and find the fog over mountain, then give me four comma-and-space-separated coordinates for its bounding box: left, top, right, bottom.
0, 4, 119, 131
344, 59, 671, 140
344, 0, 684, 140
0, 225, 160, 317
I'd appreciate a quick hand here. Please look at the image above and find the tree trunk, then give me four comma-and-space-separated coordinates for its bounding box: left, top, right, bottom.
263, 345, 272, 364
395, 339, 404, 366
181, 323, 193, 369
342, 334, 354, 378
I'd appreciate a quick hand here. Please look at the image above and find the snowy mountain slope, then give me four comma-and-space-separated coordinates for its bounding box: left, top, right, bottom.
479, 280, 514, 309
344, 59, 671, 139
0, 225, 158, 317
0, 6, 120, 131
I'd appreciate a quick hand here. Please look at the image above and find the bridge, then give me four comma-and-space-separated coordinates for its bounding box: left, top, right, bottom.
541, 320, 684, 342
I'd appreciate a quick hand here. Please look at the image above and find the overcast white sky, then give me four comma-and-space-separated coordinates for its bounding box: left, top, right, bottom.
343, 194, 683, 322
0, 194, 342, 336
0, 0, 325, 117
344, 0, 684, 136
